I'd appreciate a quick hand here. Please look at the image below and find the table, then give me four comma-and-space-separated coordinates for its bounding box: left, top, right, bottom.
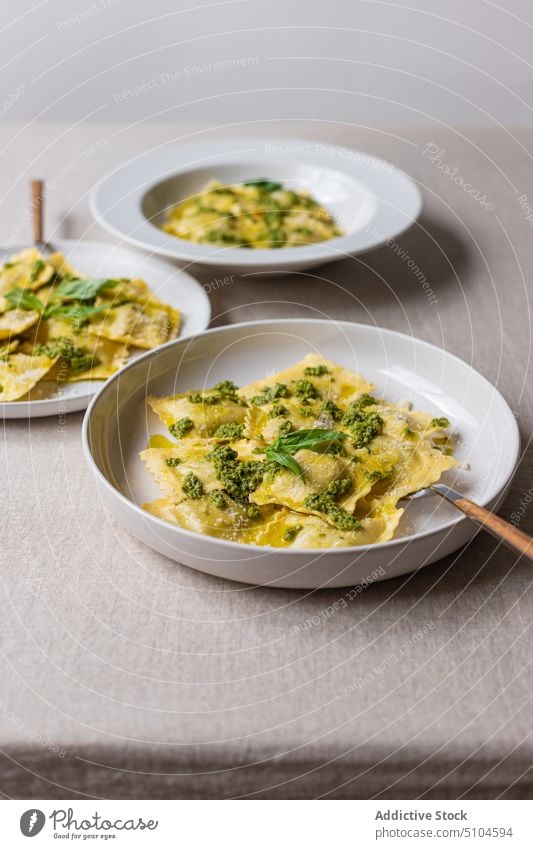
1, 122, 532, 799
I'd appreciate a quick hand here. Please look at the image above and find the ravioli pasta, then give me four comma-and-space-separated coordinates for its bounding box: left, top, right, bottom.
141, 355, 457, 549
163, 179, 343, 249
0, 247, 181, 402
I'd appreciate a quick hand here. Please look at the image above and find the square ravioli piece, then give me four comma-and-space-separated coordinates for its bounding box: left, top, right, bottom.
240, 353, 374, 406
148, 385, 247, 439
0, 350, 58, 400
251, 448, 374, 526
0, 248, 57, 294
143, 497, 279, 541
140, 438, 258, 504
241, 354, 374, 440
143, 497, 403, 548
26, 316, 128, 382
87, 303, 176, 349
0, 307, 40, 339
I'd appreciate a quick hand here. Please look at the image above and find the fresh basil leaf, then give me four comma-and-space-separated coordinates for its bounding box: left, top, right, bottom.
275, 428, 347, 452
43, 302, 109, 326
265, 448, 303, 477
4, 288, 44, 313
243, 179, 283, 192
264, 428, 347, 477
53, 277, 118, 301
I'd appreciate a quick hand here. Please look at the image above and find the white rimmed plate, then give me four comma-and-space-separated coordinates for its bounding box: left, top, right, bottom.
82, 319, 519, 589
90, 137, 422, 275
0, 240, 210, 419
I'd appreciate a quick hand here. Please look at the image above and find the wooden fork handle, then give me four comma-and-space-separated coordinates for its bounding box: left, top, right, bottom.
454, 498, 533, 560
31, 179, 44, 244
432, 485, 533, 561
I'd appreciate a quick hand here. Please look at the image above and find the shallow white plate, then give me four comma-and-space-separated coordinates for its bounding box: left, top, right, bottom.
91, 137, 423, 275
0, 240, 210, 419
82, 319, 519, 589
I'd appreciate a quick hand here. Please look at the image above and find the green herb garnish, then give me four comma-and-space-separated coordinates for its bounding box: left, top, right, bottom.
164, 457, 181, 467
213, 380, 240, 398
169, 417, 194, 439
264, 427, 347, 477
341, 397, 382, 449
243, 179, 283, 192
34, 337, 100, 373
365, 468, 392, 482
209, 490, 228, 509
53, 277, 118, 301
277, 420, 292, 437
430, 417, 450, 429
294, 379, 319, 401
304, 478, 360, 531
319, 399, 343, 422
350, 412, 383, 449
303, 364, 329, 376
4, 288, 44, 313
182, 472, 204, 499
188, 392, 219, 405
251, 383, 289, 405
43, 302, 109, 328
205, 444, 275, 502
267, 403, 288, 418
284, 524, 303, 542
29, 259, 46, 282
188, 381, 245, 407
213, 422, 245, 439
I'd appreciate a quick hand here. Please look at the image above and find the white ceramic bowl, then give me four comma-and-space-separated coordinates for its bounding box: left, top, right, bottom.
82, 319, 519, 588
90, 137, 422, 275
0, 240, 210, 419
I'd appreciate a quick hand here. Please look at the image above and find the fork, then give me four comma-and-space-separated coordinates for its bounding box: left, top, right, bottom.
405, 483, 533, 561
31, 179, 56, 255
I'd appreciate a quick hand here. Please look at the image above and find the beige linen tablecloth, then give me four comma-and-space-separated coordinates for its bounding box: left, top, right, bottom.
1, 123, 532, 799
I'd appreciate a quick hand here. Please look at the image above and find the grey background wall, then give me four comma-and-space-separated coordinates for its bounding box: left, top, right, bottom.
3, 0, 533, 127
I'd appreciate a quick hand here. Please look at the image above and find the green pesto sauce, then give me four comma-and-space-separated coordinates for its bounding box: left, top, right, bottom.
209, 489, 228, 509
213, 422, 245, 439
277, 420, 292, 437
341, 395, 377, 425
29, 259, 46, 282
206, 444, 276, 502
252, 382, 289, 405
323, 441, 346, 456
350, 413, 383, 449
294, 378, 320, 401
432, 435, 454, 455
188, 392, 220, 405
34, 337, 100, 373
430, 417, 450, 429
284, 524, 303, 542
165, 457, 181, 467
267, 403, 288, 418
319, 399, 343, 422
366, 468, 392, 482
304, 478, 360, 531
303, 364, 329, 376
188, 380, 245, 407
297, 406, 315, 418
169, 417, 194, 439
341, 397, 382, 449
182, 472, 204, 499
247, 505, 261, 520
